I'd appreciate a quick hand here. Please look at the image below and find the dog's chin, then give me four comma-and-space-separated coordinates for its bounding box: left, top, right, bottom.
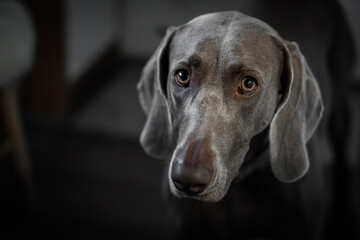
168, 179, 231, 202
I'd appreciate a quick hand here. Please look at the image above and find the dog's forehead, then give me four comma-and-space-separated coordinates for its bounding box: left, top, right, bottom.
170, 12, 282, 76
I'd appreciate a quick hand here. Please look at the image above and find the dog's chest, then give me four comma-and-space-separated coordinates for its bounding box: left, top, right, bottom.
167, 169, 307, 239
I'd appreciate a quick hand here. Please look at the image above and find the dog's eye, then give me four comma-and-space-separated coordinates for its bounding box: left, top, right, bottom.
239, 76, 257, 95
175, 69, 190, 87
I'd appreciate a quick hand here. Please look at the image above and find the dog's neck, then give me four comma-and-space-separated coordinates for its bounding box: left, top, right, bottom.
239, 127, 270, 178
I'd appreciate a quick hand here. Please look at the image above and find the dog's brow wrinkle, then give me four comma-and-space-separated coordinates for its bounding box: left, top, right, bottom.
228, 63, 245, 74
188, 54, 202, 67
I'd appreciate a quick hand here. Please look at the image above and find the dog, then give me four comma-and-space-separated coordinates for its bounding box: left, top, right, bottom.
138, 11, 333, 239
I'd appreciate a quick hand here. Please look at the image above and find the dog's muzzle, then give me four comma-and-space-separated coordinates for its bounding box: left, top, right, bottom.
170, 137, 214, 196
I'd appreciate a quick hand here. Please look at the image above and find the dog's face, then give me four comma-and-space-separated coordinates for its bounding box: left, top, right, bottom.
138, 12, 323, 202
167, 19, 283, 201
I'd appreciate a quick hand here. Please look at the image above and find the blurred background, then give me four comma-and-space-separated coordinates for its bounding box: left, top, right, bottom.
0, 0, 359, 239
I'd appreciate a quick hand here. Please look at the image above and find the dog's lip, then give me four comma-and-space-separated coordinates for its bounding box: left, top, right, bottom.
171, 186, 212, 201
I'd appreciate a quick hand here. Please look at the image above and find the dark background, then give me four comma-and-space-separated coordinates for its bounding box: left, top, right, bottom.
0, 0, 359, 239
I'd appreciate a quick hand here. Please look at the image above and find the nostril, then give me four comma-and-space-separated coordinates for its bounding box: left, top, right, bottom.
173, 179, 185, 192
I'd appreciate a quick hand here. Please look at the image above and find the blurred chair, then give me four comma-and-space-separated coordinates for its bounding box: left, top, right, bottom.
0, 0, 36, 210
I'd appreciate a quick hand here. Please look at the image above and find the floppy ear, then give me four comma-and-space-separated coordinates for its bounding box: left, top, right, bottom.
269, 40, 324, 182
137, 27, 176, 160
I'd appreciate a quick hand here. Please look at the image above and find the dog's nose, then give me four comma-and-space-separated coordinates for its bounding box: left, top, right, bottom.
171, 137, 214, 195
171, 162, 213, 195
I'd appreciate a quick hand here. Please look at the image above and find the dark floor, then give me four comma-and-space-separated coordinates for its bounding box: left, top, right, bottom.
0, 62, 173, 239
1, 131, 171, 239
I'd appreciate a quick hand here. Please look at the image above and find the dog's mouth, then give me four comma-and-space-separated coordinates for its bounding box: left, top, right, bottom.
169, 179, 219, 202
169, 180, 231, 202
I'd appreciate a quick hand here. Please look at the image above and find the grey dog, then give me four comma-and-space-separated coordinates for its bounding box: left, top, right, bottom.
138, 11, 330, 239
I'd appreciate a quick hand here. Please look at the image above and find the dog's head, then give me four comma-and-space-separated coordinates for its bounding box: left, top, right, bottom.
138, 11, 323, 202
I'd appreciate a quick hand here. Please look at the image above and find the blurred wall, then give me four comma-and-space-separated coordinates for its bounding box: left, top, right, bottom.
339, 0, 360, 79
120, 0, 253, 58
65, 0, 118, 83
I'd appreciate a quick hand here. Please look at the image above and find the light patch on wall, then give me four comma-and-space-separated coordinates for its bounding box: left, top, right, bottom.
65, 0, 116, 83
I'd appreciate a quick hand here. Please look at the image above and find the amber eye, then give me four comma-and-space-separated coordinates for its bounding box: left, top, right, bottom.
175, 69, 190, 87
239, 76, 257, 95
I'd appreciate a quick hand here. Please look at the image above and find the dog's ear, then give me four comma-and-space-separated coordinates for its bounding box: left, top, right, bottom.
137, 27, 176, 160
269, 40, 324, 182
